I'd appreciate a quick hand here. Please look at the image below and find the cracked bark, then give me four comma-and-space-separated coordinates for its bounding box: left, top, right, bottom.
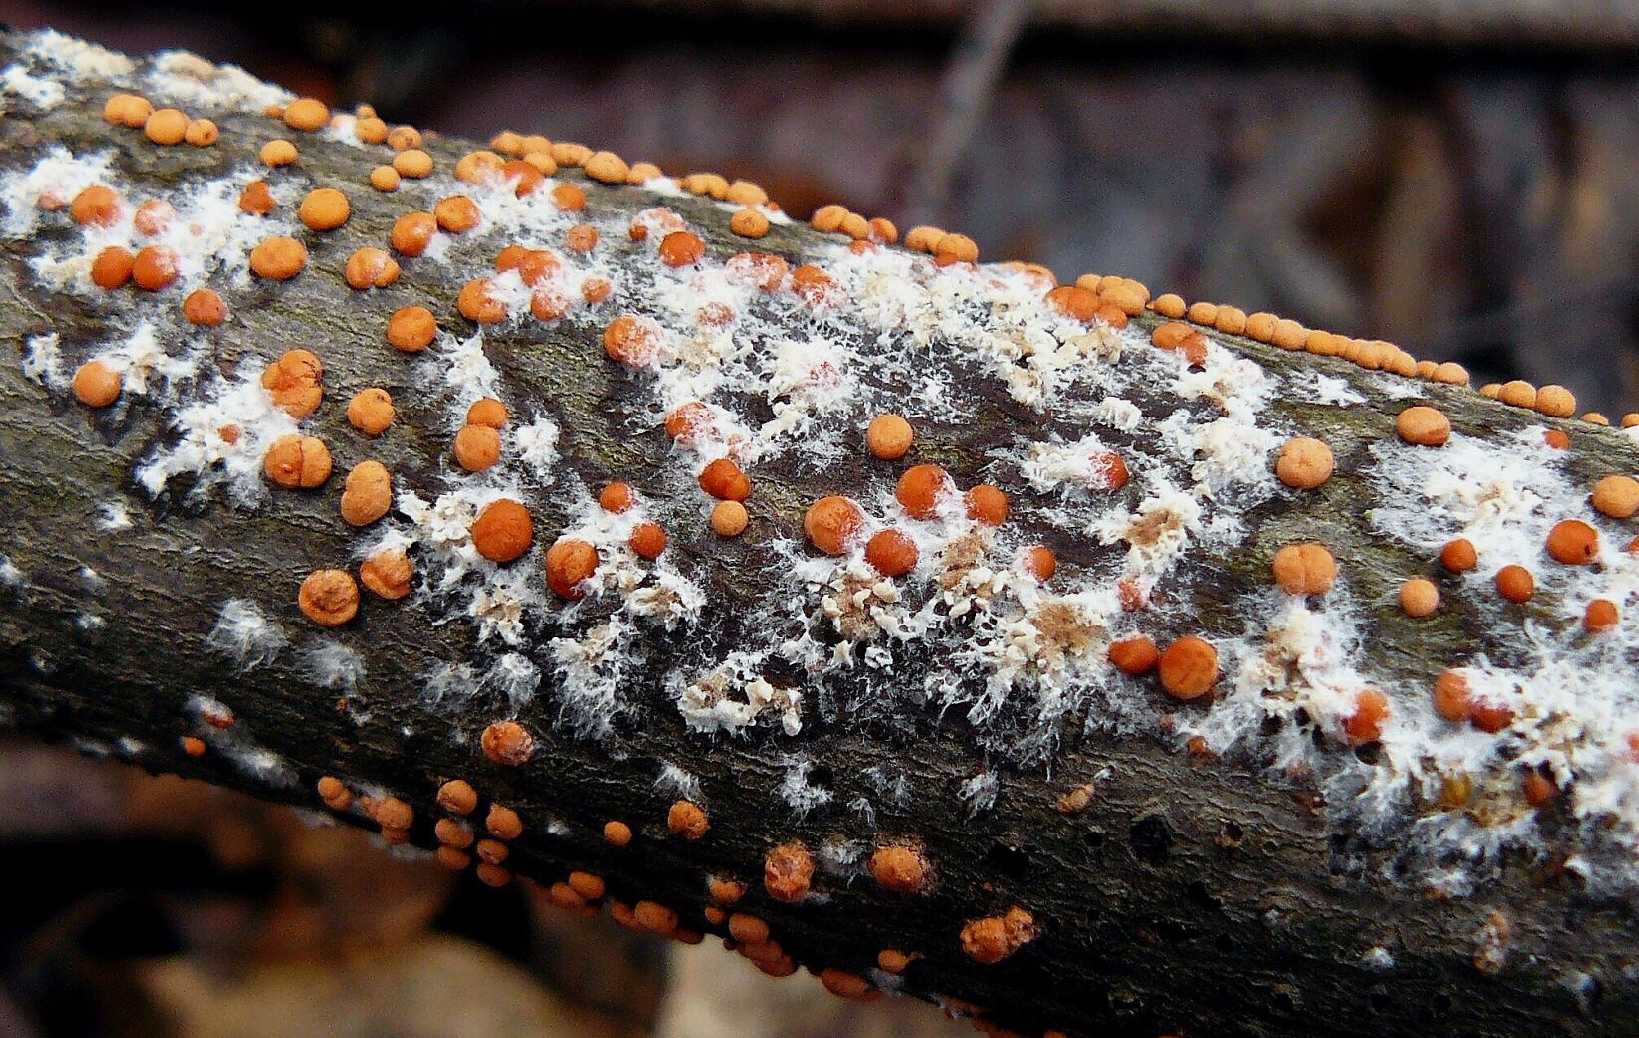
0, 30, 1635, 1038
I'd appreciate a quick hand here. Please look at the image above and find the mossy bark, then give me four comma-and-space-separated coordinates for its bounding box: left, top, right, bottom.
0, 31, 1636, 1038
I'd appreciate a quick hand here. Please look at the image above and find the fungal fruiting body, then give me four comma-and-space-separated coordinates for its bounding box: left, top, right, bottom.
7, 31, 1639, 1030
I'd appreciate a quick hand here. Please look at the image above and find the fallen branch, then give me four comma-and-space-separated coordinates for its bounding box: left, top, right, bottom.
1, 28, 1636, 1038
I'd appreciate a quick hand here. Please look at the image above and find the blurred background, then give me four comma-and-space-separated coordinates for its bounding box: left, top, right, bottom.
5, 2, 1639, 1035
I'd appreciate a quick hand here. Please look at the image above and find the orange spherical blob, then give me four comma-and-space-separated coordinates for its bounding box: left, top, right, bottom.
764, 841, 815, 903
486, 804, 523, 839
1471, 698, 1516, 734
867, 844, 927, 894
1158, 636, 1218, 700
1592, 475, 1639, 519
599, 481, 634, 513
1275, 436, 1334, 489
667, 800, 710, 839
360, 549, 412, 600
1585, 599, 1619, 632
866, 414, 913, 459
603, 315, 662, 367
865, 529, 919, 577
1023, 545, 1056, 582
298, 187, 350, 231
387, 305, 437, 351
72, 360, 122, 408
182, 288, 226, 326
260, 348, 324, 418
630, 522, 668, 560
710, 500, 749, 537
263, 433, 331, 489
1270, 543, 1337, 596
1399, 577, 1439, 618
340, 460, 392, 526
70, 184, 120, 226
1045, 285, 1098, 321
1108, 635, 1160, 675
390, 211, 437, 256
1440, 538, 1477, 573
1545, 519, 1599, 565
435, 194, 481, 233
965, 484, 1009, 525
283, 97, 330, 131
1495, 564, 1535, 603
471, 499, 534, 563
249, 236, 307, 280
658, 230, 705, 267
238, 180, 275, 215
698, 458, 751, 501
466, 398, 508, 429
1433, 670, 1471, 723
805, 496, 864, 556
1344, 688, 1390, 745
298, 569, 359, 626
481, 720, 535, 766
131, 245, 179, 290
1396, 406, 1450, 446
545, 539, 600, 599
90, 246, 134, 289
453, 424, 502, 472
895, 463, 949, 519
457, 278, 507, 323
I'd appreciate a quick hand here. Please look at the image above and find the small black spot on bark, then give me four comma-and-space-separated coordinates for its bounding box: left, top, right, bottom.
984, 839, 1031, 880
1130, 812, 1172, 864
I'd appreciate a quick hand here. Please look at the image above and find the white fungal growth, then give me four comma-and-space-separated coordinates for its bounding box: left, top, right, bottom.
1362, 946, 1396, 971
0, 555, 23, 591
298, 639, 367, 691
97, 501, 133, 531
1, 63, 65, 109
21, 333, 63, 389
25, 30, 134, 78
420, 661, 480, 715
484, 653, 541, 712
0, 146, 116, 237
147, 49, 290, 111
512, 415, 561, 476
673, 652, 803, 737
135, 361, 300, 506
204, 599, 287, 669
778, 758, 834, 818
655, 763, 703, 802
959, 772, 1000, 817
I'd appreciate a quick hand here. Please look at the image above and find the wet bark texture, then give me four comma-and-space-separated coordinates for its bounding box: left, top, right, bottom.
0, 30, 1636, 1038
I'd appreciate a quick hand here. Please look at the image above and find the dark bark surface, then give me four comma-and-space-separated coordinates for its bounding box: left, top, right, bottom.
0, 29, 1636, 1038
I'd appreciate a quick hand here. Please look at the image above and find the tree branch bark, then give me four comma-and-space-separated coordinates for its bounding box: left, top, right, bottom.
1, 28, 1636, 1038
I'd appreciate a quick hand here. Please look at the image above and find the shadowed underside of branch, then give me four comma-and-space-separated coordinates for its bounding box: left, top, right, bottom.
1, 28, 1637, 1038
